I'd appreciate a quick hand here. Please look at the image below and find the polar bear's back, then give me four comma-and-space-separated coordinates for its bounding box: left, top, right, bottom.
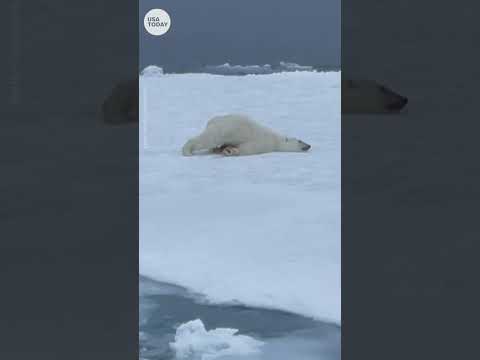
206, 114, 257, 130
206, 114, 275, 145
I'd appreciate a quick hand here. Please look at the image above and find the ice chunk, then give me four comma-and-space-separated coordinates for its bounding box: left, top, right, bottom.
141, 65, 164, 76
170, 319, 264, 360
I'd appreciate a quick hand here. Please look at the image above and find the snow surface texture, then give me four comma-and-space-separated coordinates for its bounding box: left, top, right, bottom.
139, 71, 341, 324
170, 319, 264, 360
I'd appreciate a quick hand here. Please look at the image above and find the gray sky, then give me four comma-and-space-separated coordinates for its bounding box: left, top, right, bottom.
140, 0, 340, 72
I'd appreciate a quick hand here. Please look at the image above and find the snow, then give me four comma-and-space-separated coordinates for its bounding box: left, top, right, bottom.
139, 71, 341, 324
170, 319, 264, 360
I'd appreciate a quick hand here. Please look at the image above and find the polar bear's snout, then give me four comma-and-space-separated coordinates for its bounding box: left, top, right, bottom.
299, 140, 311, 151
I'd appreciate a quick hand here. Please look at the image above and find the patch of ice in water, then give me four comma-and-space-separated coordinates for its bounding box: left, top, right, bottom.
203, 63, 274, 75
278, 61, 314, 72
170, 319, 264, 360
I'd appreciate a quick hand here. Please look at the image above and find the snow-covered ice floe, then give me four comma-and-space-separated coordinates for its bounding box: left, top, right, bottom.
201, 62, 317, 75
140, 62, 323, 76
203, 63, 274, 75
170, 319, 264, 360
278, 61, 314, 72
140, 71, 341, 324
141, 65, 164, 77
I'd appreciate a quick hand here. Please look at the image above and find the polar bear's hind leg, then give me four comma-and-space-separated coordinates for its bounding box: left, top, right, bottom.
211, 144, 231, 154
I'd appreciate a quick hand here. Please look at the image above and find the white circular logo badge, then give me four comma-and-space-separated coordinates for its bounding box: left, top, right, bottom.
144, 9, 171, 36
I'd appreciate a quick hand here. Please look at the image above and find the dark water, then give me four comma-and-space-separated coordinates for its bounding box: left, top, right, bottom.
139, 276, 340, 360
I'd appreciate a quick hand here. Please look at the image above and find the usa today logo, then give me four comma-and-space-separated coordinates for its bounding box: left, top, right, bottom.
144, 9, 171, 36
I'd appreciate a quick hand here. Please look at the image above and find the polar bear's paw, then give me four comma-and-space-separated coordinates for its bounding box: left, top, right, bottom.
211, 145, 226, 154
222, 146, 240, 156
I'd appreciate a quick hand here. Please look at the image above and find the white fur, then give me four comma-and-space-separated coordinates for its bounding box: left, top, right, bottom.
182, 114, 310, 156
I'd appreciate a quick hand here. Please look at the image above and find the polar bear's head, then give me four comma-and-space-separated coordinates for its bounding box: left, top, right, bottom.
342, 80, 408, 114
278, 137, 311, 152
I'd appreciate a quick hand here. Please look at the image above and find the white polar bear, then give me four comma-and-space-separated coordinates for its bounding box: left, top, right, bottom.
182, 114, 311, 156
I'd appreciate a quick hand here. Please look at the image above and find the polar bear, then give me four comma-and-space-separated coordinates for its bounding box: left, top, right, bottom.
182, 114, 311, 156
342, 80, 408, 114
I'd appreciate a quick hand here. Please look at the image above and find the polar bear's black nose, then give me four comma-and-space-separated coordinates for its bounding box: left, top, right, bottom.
298, 140, 311, 151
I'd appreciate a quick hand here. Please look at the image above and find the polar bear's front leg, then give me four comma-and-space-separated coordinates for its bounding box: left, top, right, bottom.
221, 146, 240, 156
182, 139, 196, 156
182, 132, 221, 156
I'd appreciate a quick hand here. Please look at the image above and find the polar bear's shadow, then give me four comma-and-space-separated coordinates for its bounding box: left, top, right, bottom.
188, 150, 219, 157
186, 145, 229, 157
